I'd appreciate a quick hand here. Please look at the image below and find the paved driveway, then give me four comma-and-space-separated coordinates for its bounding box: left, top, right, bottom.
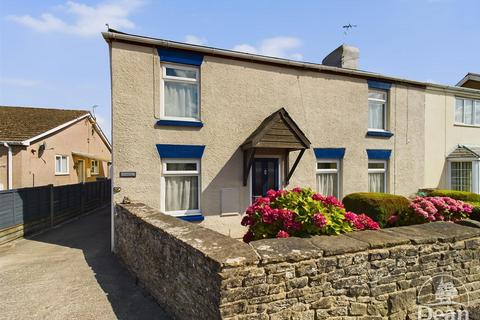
0, 207, 171, 320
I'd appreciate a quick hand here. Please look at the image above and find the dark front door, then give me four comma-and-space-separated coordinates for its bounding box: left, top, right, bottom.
252, 158, 279, 200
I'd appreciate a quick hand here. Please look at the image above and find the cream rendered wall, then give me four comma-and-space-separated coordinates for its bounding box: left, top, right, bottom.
110, 41, 425, 216
13, 119, 111, 188
424, 89, 480, 189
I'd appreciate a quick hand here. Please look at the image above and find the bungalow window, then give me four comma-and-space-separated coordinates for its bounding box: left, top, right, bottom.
91, 160, 99, 175
316, 160, 340, 198
161, 64, 200, 121
450, 161, 472, 192
368, 89, 388, 131
368, 160, 387, 193
55, 155, 69, 175
162, 159, 200, 215
455, 98, 480, 126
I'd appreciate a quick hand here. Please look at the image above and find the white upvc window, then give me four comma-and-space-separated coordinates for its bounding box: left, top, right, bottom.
91, 160, 99, 175
160, 63, 200, 122
368, 89, 388, 131
455, 98, 480, 126
55, 155, 69, 175
161, 159, 200, 216
368, 160, 387, 193
316, 159, 340, 198
449, 161, 473, 192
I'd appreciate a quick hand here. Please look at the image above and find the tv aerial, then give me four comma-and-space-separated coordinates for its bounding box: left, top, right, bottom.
343, 23, 358, 35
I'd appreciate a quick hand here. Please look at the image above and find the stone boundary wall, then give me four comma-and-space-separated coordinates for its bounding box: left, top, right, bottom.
115, 203, 480, 320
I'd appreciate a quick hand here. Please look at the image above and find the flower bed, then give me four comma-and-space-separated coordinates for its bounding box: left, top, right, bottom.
388, 196, 473, 226
241, 187, 379, 243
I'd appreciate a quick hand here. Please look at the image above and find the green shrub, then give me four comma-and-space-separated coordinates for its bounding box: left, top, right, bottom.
342, 192, 411, 227
425, 189, 480, 202
469, 202, 480, 221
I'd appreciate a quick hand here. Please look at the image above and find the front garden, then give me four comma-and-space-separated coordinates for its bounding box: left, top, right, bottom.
241, 187, 477, 243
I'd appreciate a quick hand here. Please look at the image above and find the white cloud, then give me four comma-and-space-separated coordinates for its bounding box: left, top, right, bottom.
232, 37, 303, 60
0, 77, 39, 87
7, 0, 144, 37
185, 35, 207, 46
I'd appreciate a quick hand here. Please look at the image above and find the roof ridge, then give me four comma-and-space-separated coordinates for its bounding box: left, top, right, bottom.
0, 105, 90, 113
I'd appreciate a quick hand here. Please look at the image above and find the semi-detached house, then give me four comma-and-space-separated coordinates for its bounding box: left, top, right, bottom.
103, 29, 480, 223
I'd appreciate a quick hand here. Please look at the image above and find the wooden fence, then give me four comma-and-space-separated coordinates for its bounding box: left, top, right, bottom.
0, 179, 111, 244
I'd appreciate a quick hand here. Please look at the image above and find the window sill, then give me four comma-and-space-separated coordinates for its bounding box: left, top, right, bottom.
366, 130, 394, 138
156, 119, 204, 127
55, 173, 70, 176
177, 214, 204, 222
454, 123, 480, 128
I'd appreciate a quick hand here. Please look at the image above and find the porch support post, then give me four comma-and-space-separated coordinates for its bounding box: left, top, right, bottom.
286, 149, 305, 184
243, 148, 256, 186
284, 149, 290, 186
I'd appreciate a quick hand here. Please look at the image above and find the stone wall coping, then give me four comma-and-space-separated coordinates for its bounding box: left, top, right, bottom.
117, 203, 480, 267
117, 203, 259, 267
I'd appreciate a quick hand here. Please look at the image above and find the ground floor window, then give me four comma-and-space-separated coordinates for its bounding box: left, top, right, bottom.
368, 160, 387, 193
316, 160, 340, 198
91, 160, 99, 175
162, 159, 200, 214
55, 155, 69, 175
450, 161, 472, 192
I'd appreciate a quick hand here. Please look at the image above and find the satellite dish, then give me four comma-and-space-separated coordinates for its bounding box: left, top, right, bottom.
38, 142, 47, 157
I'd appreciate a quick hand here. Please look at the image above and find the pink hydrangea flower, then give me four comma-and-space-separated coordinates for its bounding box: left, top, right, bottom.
410, 196, 471, 222
241, 215, 255, 226
312, 193, 325, 201
276, 230, 289, 238
344, 211, 357, 223
354, 214, 380, 230
292, 187, 303, 193
313, 213, 327, 228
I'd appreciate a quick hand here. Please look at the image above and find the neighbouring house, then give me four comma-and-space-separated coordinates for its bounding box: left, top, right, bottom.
103, 29, 480, 223
424, 74, 480, 194
0, 106, 111, 190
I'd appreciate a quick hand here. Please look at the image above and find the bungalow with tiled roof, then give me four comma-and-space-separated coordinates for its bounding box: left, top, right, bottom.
0, 106, 111, 190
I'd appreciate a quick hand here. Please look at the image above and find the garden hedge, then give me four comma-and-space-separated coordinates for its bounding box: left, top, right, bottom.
425, 189, 480, 202
342, 192, 411, 226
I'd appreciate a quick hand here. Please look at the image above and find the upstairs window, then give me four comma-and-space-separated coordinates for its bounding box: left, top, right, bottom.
55, 155, 69, 175
368, 89, 388, 131
455, 98, 480, 126
161, 64, 200, 121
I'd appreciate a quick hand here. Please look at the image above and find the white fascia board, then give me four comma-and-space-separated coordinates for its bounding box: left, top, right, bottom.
21, 114, 90, 146
88, 118, 112, 151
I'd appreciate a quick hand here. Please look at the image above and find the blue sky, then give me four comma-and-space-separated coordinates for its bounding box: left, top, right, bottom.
1, 0, 479, 139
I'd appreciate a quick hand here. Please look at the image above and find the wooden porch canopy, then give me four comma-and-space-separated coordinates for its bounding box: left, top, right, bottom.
241, 108, 311, 186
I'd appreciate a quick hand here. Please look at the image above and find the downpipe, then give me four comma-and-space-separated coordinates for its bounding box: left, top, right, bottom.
2, 142, 12, 189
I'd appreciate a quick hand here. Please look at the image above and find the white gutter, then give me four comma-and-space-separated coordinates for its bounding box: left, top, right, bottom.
2, 142, 12, 189
102, 30, 480, 96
